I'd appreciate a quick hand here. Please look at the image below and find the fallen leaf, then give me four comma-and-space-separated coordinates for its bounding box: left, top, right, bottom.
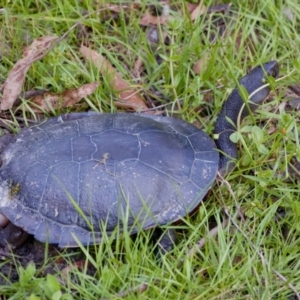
80, 45, 148, 111
0, 36, 58, 110
102, 3, 138, 13
139, 11, 169, 26
192, 59, 204, 75
60, 260, 88, 284
186, 3, 199, 14
207, 3, 232, 14
133, 55, 144, 77
28, 82, 100, 112
186, 2, 230, 19
19, 89, 49, 101
189, 2, 207, 20
192, 53, 210, 75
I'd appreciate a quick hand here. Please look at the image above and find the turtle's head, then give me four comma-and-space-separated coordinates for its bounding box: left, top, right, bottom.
214, 61, 279, 175
239, 60, 279, 104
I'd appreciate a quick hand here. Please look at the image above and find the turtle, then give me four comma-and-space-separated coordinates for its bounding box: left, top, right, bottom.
0, 61, 279, 250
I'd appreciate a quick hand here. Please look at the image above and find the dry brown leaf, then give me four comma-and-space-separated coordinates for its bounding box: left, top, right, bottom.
193, 58, 206, 75
139, 11, 169, 26
207, 3, 231, 14
29, 82, 100, 112
186, 2, 199, 14
60, 260, 89, 284
0, 36, 58, 110
187, 3, 231, 20
80, 45, 148, 111
102, 3, 138, 13
189, 2, 207, 20
193, 53, 210, 75
133, 55, 144, 77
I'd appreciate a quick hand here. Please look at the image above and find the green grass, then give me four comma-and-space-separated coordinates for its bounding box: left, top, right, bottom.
1, 0, 300, 299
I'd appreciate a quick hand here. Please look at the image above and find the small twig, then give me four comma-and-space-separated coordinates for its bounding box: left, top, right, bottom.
217, 172, 245, 220
218, 172, 300, 298
187, 218, 230, 259
223, 208, 300, 299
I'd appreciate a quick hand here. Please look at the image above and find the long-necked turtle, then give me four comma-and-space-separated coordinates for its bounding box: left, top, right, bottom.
0, 61, 279, 249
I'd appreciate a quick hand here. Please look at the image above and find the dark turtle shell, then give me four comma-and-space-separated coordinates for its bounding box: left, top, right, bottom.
0, 112, 219, 246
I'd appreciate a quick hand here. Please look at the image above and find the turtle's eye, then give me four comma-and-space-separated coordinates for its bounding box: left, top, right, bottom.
270, 69, 278, 78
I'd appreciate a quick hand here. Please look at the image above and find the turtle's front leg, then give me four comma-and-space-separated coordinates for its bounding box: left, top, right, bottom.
151, 228, 176, 255
0, 222, 29, 248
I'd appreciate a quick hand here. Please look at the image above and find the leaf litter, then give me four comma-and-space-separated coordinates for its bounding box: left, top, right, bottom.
29, 82, 100, 113
0, 1, 235, 114
0, 36, 58, 110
